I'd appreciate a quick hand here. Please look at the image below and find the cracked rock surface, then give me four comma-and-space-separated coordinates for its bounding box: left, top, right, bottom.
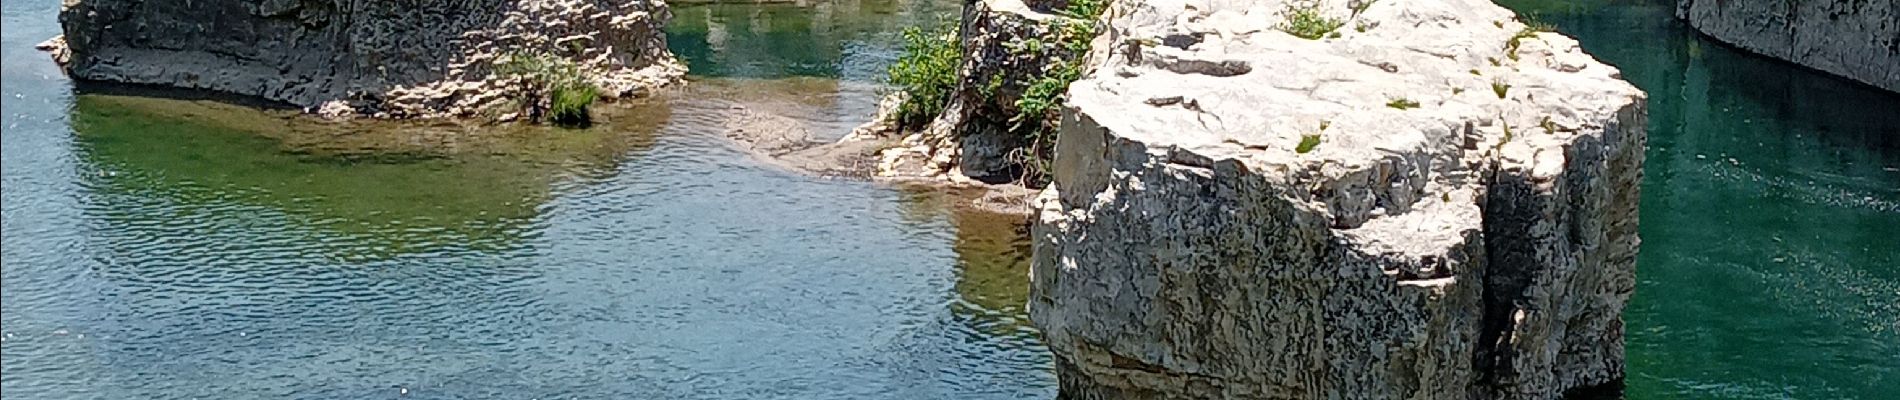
52, 0, 685, 119
1029, 0, 1647, 398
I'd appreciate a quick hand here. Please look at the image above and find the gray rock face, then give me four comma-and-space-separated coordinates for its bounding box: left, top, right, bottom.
54, 0, 684, 118
1677, 0, 1900, 93
1029, 0, 1646, 398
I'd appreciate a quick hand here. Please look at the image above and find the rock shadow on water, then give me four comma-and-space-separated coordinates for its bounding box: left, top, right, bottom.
68, 86, 672, 260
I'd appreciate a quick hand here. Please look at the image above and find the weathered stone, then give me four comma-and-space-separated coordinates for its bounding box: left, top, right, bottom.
1677, 0, 1900, 93
1029, 0, 1646, 398
52, 0, 685, 119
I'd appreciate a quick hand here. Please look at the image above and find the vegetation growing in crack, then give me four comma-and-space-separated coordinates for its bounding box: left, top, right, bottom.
1504, 14, 1555, 61
1492, 79, 1511, 99
1296, 121, 1329, 154
496, 52, 599, 127
1006, 0, 1108, 185
888, 18, 963, 128
1281, 2, 1344, 40
1297, 134, 1323, 154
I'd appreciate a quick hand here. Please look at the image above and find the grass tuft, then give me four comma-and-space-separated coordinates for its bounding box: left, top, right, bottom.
1281, 3, 1344, 40
496, 52, 599, 127
888, 19, 963, 128
1386, 97, 1421, 110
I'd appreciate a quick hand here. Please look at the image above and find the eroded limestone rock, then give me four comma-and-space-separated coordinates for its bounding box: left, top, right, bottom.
52, 0, 685, 119
1677, 0, 1899, 93
1029, 0, 1646, 398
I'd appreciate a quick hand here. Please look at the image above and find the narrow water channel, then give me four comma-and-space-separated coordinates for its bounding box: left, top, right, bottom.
2, 0, 1895, 398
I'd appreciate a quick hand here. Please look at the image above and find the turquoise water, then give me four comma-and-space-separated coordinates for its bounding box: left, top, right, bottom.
2, 0, 1896, 398
3, 0, 1052, 398
1495, 0, 1900, 397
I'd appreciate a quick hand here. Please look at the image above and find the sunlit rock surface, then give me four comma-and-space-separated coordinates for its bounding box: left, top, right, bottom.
1028, 0, 1647, 398
52, 0, 685, 118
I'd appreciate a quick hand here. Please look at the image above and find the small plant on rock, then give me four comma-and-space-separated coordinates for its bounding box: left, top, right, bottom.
1297, 134, 1323, 154
1504, 14, 1555, 61
497, 52, 599, 127
1386, 97, 1421, 110
1281, 2, 1344, 40
888, 18, 963, 128
1491, 79, 1511, 99
1296, 121, 1328, 154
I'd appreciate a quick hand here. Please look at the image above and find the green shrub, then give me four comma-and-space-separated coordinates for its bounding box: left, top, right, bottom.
548, 83, 597, 126
496, 52, 598, 127
1281, 3, 1344, 40
1491, 79, 1511, 99
1006, 0, 1107, 185
888, 20, 963, 128
1386, 97, 1420, 110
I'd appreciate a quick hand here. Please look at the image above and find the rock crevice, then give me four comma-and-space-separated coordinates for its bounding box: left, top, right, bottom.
1029, 0, 1647, 398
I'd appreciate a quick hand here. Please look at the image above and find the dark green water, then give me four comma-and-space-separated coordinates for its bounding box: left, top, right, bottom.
3, 0, 1896, 399
1494, 0, 1900, 397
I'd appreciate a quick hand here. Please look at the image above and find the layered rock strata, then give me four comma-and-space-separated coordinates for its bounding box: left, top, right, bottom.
1029, 0, 1646, 398
1677, 0, 1899, 93
52, 0, 684, 118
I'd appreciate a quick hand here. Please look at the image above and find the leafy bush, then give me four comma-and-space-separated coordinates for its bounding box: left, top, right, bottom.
888, 20, 962, 128
496, 52, 598, 127
1007, 0, 1107, 185
1281, 3, 1344, 40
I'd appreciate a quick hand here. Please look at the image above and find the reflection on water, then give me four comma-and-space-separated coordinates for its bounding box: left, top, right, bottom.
1498, 0, 1900, 398
70, 94, 668, 259
668, 0, 955, 81
3, 0, 1052, 398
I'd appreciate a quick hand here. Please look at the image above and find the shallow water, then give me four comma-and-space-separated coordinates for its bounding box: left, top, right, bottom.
3, 0, 1896, 399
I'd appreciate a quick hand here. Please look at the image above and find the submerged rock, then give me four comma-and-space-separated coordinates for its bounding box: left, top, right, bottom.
49, 0, 685, 119
1676, 0, 1899, 93
1029, 0, 1646, 398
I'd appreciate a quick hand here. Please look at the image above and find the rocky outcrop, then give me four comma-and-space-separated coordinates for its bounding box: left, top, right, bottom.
1029, 0, 1646, 398
1676, 0, 1900, 93
865, 0, 1082, 183
52, 0, 685, 118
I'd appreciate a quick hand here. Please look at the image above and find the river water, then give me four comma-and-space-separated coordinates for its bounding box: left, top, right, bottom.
2, 0, 1894, 398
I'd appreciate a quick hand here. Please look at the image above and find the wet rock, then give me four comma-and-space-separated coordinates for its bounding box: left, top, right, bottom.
1029, 0, 1646, 398
51, 0, 686, 119
1677, 0, 1899, 93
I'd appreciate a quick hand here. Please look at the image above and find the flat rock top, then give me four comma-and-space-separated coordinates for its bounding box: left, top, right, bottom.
1070, 0, 1642, 182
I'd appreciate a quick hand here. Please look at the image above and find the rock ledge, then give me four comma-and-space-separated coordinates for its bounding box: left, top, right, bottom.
51, 0, 685, 119
1029, 0, 1647, 398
